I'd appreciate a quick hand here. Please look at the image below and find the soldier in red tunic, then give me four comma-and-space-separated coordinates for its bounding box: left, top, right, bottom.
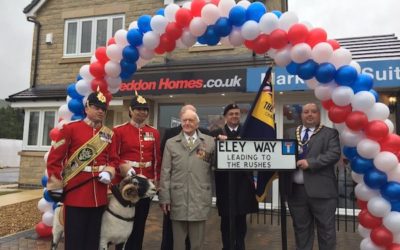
46, 91, 118, 250
114, 94, 161, 250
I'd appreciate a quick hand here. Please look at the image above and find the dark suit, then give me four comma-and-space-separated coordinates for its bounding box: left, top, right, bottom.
283, 126, 340, 250
160, 126, 210, 250
211, 124, 258, 250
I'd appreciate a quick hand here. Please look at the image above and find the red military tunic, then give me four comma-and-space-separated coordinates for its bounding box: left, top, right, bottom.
113, 122, 161, 184
46, 120, 118, 207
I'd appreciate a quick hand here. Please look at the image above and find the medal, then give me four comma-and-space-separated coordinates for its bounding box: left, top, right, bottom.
296, 124, 324, 147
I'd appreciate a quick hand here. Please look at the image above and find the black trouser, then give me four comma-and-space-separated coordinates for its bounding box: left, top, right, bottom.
220, 214, 247, 250
64, 205, 105, 250
116, 197, 151, 250
161, 212, 191, 250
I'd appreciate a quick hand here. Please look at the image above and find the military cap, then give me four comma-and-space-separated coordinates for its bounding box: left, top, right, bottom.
87, 91, 108, 111
130, 93, 149, 110
223, 103, 240, 116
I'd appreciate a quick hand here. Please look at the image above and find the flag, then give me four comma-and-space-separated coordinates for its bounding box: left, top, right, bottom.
240, 67, 277, 202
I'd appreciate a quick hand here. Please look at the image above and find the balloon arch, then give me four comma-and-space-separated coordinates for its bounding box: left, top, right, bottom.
39, 0, 400, 248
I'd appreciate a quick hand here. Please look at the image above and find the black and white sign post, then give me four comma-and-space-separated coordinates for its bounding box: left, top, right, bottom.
216, 139, 297, 250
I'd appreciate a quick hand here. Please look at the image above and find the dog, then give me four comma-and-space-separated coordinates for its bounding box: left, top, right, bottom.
50, 175, 156, 250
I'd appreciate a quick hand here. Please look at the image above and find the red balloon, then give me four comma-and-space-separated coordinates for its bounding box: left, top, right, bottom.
89, 61, 105, 78
91, 78, 108, 93
165, 22, 183, 40
103, 90, 112, 105
287, 23, 309, 45
49, 128, 60, 141
345, 111, 368, 131
358, 209, 382, 229
370, 226, 393, 247
95, 47, 109, 64
388, 243, 400, 250
327, 39, 340, 50
210, 0, 220, 5
252, 34, 270, 54
175, 8, 193, 28
244, 39, 255, 50
107, 37, 116, 45
159, 34, 176, 52
365, 120, 389, 142
321, 99, 334, 110
35, 222, 52, 238
356, 199, 368, 210
154, 45, 165, 55
328, 105, 352, 123
191, 0, 206, 17
306, 28, 327, 47
269, 29, 288, 49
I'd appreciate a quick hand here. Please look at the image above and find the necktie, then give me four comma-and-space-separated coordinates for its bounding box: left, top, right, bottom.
302, 128, 310, 144
188, 137, 194, 149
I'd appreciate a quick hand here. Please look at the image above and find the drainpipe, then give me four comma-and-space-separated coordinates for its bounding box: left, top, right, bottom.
27, 16, 41, 88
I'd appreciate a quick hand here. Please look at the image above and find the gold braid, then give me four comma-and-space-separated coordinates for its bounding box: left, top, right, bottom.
296, 124, 324, 146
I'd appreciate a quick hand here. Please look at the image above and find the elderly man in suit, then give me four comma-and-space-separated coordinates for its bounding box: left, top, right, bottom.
159, 109, 215, 250
284, 102, 341, 250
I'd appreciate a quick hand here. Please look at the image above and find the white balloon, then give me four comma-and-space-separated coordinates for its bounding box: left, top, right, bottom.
383, 211, 400, 234
181, 30, 197, 47
128, 21, 138, 30
278, 11, 299, 31
42, 211, 54, 227
142, 31, 160, 50
374, 151, 398, 173
355, 182, 379, 201
394, 233, 400, 244
58, 104, 73, 121
259, 13, 279, 34
182, 1, 191, 9
367, 196, 391, 217
334, 122, 347, 133
75, 79, 92, 96
314, 82, 337, 101
37, 198, 53, 213
351, 91, 376, 113
106, 44, 123, 62
164, 3, 180, 22
56, 119, 68, 130
366, 102, 390, 121
109, 86, 120, 94
220, 36, 231, 46
267, 48, 277, 59
150, 15, 168, 34
305, 78, 319, 90
312, 42, 333, 63
274, 46, 292, 67
79, 65, 94, 82
290, 43, 312, 64
350, 60, 362, 74
90, 55, 97, 64
358, 224, 371, 238
237, 0, 251, 8
357, 139, 381, 159
66, 95, 72, 104
229, 27, 245, 46
360, 238, 384, 250
329, 48, 352, 69
114, 29, 129, 47
189, 17, 207, 37
138, 46, 155, 60
218, 0, 235, 17
301, 21, 313, 30
384, 119, 395, 134
241, 20, 260, 40
340, 127, 364, 147
388, 165, 400, 182
136, 58, 150, 69
104, 61, 121, 78
106, 76, 122, 89
331, 86, 354, 106
351, 171, 364, 184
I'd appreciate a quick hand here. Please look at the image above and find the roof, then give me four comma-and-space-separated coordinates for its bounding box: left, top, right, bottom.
7, 34, 400, 102
23, 0, 48, 17
23, 0, 41, 14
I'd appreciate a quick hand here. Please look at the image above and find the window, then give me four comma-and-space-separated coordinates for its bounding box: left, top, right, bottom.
64, 14, 125, 57
24, 110, 58, 150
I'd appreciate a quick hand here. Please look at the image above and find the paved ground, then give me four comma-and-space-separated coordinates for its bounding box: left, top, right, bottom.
0, 167, 18, 184
0, 201, 362, 250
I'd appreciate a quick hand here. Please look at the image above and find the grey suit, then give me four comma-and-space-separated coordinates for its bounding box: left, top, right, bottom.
284, 126, 341, 250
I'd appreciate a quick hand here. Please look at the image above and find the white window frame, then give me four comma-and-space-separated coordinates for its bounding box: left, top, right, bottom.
63, 14, 125, 57
23, 109, 58, 151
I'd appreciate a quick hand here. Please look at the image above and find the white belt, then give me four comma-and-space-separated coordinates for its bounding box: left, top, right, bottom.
82, 165, 106, 172
126, 161, 152, 168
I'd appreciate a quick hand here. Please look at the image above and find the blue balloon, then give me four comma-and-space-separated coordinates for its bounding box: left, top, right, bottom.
364, 168, 387, 189
381, 182, 400, 202
229, 6, 246, 26
352, 73, 374, 93
53, 202, 59, 210
286, 61, 299, 75
76, 74, 83, 81
197, 35, 207, 45
127, 29, 143, 47
43, 189, 54, 202
203, 25, 220, 46
120, 59, 137, 76
71, 114, 84, 120
271, 10, 282, 18
334, 65, 358, 86
155, 8, 164, 16
214, 17, 232, 37
122, 46, 139, 63
369, 89, 380, 102
391, 200, 400, 212
342, 146, 358, 160
350, 156, 374, 174
68, 98, 84, 115
246, 2, 267, 22
41, 175, 48, 187
297, 60, 318, 80
137, 15, 152, 33
315, 63, 336, 83
67, 84, 83, 100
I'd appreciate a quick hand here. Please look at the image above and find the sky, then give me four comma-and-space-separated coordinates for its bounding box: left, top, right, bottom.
0, 0, 399, 100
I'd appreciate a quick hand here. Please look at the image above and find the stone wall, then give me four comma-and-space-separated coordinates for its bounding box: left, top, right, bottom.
18, 151, 46, 188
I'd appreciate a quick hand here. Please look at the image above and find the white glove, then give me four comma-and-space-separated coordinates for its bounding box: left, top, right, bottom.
127, 168, 136, 176
98, 171, 111, 184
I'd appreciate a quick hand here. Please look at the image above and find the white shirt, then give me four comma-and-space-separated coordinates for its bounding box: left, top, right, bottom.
227, 125, 239, 133
184, 132, 198, 144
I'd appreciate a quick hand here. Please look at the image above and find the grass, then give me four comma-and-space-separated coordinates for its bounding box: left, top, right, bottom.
0, 190, 21, 196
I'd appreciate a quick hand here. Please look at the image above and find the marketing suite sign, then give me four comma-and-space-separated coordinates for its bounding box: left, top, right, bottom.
116, 69, 246, 96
